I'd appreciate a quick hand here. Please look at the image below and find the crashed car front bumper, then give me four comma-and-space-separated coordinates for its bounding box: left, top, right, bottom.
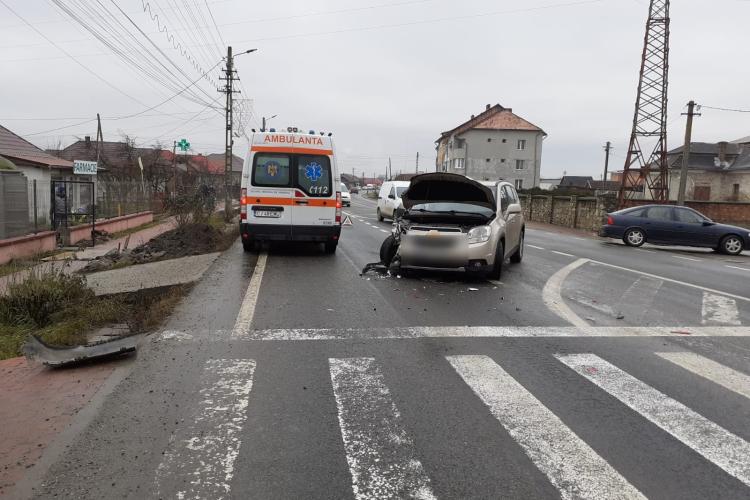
397, 232, 496, 271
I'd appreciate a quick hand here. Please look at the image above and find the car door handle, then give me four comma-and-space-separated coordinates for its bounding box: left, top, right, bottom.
295, 200, 308, 205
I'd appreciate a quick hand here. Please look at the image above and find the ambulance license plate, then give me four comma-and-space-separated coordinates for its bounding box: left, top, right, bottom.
254, 210, 281, 218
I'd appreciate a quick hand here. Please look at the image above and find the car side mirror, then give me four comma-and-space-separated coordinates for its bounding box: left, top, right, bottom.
388, 194, 395, 199
507, 204, 522, 215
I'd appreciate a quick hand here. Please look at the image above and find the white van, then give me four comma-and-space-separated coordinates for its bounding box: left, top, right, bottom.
377, 181, 410, 221
240, 129, 342, 253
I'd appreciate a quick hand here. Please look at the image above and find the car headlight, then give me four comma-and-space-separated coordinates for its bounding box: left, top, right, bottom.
468, 225, 492, 244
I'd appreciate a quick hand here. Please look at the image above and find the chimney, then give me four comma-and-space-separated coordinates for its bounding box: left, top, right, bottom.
471, 115, 475, 120
718, 141, 729, 165
486, 104, 491, 110
84, 135, 91, 148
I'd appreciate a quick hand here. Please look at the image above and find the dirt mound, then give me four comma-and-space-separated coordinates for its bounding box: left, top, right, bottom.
139, 223, 225, 259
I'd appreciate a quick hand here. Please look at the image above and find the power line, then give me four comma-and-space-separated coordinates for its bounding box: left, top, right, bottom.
203, 0, 226, 48
699, 105, 750, 113
0, 0, 149, 107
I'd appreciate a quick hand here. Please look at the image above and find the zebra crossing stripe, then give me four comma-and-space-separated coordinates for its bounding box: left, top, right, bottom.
656, 352, 750, 400
557, 353, 750, 488
447, 355, 645, 500
155, 359, 256, 499
701, 292, 741, 326
329, 358, 436, 500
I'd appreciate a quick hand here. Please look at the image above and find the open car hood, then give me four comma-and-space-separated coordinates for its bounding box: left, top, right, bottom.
401, 173, 495, 211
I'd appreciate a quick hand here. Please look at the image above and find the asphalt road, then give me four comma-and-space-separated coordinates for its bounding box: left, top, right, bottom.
23, 193, 750, 500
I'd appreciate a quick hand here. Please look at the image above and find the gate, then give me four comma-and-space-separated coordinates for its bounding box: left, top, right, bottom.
51, 180, 97, 245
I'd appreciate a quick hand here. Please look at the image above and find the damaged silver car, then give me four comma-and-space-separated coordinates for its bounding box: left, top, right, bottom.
379, 173, 525, 279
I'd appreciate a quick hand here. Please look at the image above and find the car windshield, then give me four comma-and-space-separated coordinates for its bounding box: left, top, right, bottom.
409, 202, 494, 217
340, 183, 349, 193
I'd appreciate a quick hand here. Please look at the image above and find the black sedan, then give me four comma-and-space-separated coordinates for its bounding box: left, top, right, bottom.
599, 204, 750, 255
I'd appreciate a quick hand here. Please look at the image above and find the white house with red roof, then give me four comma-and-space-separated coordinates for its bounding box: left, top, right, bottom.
436, 104, 546, 189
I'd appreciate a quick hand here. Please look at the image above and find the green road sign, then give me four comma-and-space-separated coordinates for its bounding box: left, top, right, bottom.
177, 138, 190, 151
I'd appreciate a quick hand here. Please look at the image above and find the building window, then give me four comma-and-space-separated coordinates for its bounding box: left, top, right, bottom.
487, 138, 492, 143
502, 138, 507, 143
501, 159, 506, 163
515, 159, 525, 170
486, 158, 491, 163
733, 183, 740, 200
517, 139, 526, 150
453, 158, 464, 170
515, 179, 523, 190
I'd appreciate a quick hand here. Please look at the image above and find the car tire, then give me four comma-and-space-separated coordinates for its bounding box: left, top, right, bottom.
486, 241, 504, 280
379, 234, 398, 265
377, 208, 384, 222
324, 242, 338, 254
719, 235, 744, 256
510, 231, 524, 263
623, 228, 646, 247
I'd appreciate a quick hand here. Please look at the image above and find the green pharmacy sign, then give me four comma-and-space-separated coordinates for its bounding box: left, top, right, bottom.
177, 139, 190, 151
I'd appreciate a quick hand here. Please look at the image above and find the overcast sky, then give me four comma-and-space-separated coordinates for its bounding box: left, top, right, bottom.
1, 0, 748, 179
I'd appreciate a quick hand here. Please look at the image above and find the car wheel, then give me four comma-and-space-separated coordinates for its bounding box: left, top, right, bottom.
623, 228, 646, 247
377, 208, 384, 222
486, 241, 504, 280
379, 234, 398, 265
324, 242, 338, 254
720, 235, 744, 256
510, 232, 524, 263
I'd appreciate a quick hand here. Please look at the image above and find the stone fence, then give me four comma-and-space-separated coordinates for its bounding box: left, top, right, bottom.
519, 195, 617, 233
519, 194, 750, 232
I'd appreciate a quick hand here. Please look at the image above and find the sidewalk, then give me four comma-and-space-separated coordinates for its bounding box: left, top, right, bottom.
0, 218, 175, 295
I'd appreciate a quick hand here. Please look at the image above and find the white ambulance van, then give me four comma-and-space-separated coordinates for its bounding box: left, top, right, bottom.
240, 128, 342, 253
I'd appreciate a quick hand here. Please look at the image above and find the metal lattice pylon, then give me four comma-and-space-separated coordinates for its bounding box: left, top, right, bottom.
618, 0, 671, 205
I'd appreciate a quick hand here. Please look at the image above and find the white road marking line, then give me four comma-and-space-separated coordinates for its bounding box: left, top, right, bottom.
380, 229, 389, 233
673, 255, 701, 262
527, 244, 545, 250
155, 359, 256, 499
448, 355, 644, 500
232, 252, 267, 337
551, 250, 576, 257
329, 358, 436, 500
557, 353, 750, 488
656, 352, 750, 400
542, 259, 591, 328
239, 325, 750, 341
726, 265, 750, 272
619, 276, 663, 324
701, 292, 741, 326
586, 258, 750, 303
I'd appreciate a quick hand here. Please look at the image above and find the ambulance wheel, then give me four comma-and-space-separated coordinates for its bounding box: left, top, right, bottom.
324, 241, 338, 254
242, 239, 254, 252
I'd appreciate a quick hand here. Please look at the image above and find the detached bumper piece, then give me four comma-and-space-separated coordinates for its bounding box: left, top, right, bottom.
23, 334, 137, 368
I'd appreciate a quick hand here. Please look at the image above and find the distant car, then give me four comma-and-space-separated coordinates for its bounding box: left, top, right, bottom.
350, 185, 359, 194
600, 205, 750, 255
381, 174, 524, 279
377, 181, 410, 221
340, 183, 351, 207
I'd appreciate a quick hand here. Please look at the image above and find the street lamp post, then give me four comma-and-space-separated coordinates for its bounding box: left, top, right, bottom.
262, 114, 277, 132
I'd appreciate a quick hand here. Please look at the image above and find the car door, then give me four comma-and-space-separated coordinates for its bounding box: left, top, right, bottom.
673, 207, 714, 247
292, 153, 336, 236
642, 205, 676, 243
500, 185, 521, 256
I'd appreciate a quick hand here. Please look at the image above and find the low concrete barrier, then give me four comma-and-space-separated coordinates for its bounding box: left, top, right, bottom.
0, 231, 57, 265
0, 212, 154, 264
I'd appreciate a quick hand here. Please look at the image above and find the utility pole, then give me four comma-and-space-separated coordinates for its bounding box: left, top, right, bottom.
677, 100, 700, 205
388, 157, 392, 180
416, 152, 419, 174
171, 140, 177, 196
219, 45, 239, 219
603, 141, 612, 181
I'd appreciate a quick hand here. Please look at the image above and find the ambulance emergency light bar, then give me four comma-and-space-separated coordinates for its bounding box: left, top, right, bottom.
250, 127, 333, 136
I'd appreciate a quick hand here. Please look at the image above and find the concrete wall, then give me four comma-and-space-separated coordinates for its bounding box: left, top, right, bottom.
442, 129, 544, 187
0, 231, 57, 265
61, 211, 154, 245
